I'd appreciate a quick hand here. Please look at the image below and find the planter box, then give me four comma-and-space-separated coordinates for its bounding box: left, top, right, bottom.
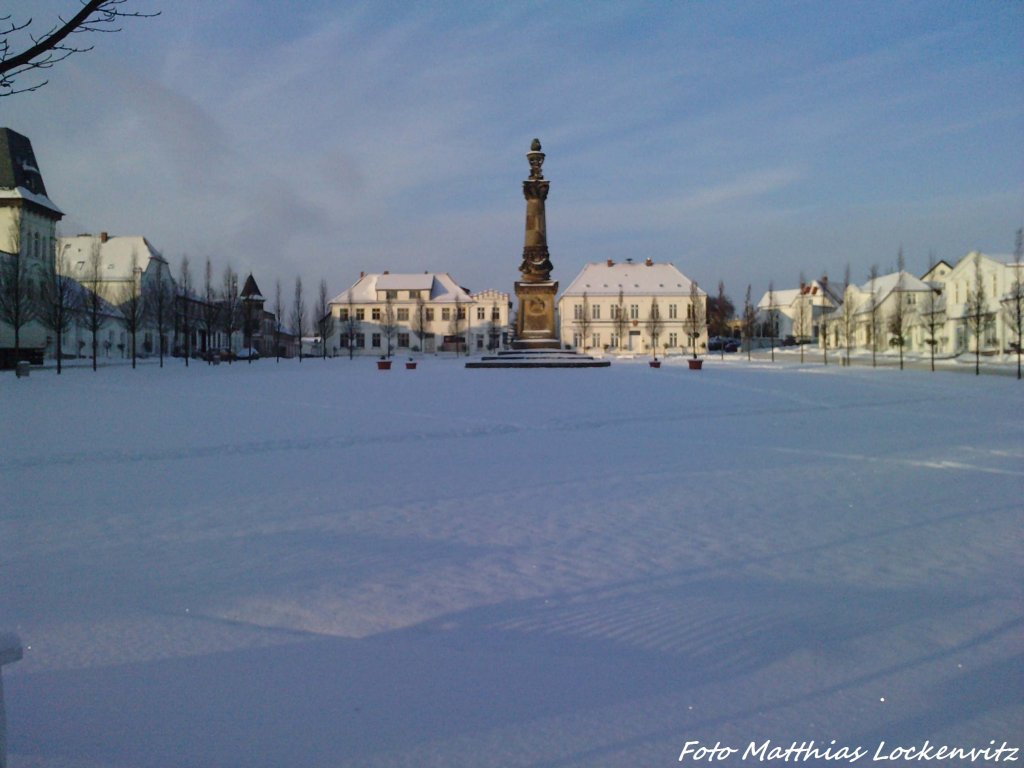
405, 362, 417, 370
377, 360, 392, 370
688, 359, 703, 370
649, 360, 661, 368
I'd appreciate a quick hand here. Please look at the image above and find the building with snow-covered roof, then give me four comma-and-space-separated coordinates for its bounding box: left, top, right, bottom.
557, 259, 707, 356
0, 128, 64, 367
932, 251, 1022, 357
58, 232, 176, 359
757, 277, 843, 345
326, 272, 510, 356
841, 270, 939, 354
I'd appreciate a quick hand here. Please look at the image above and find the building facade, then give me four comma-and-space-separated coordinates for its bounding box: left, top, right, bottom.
0, 128, 64, 366
326, 272, 510, 356
558, 259, 707, 356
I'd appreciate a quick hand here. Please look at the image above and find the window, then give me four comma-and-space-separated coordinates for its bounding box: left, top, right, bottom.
371, 333, 381, 347
629, 304, 639, 319
491, 307, 500, 321
610, 305, 621, 320
442, 307, 451, 321
425, 308, 435, 321
397, 308, 409, 321
408, 290, 421, 300
477, 307, 486, 320
339, 308, 349, 321
592, 305, 600, 320
668, 332, 678, 347
355, 333, 365, 348
574, 304, 584, 320
385, 290, 398, 300
572, 333, 582, 348
371, 308, 381, 321
457, 307, 466, 320
356, 308, 365, 321
398, 333, 410, 347
592, 332, 601, 348
611, 332, 620, 348
669, 304, 678, 319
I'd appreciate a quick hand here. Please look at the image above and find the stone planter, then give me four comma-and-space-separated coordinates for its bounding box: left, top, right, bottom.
377, 360, 392, 370
405, 362, 417, 370
649, 360, 661, 368
688, 358, 703, 370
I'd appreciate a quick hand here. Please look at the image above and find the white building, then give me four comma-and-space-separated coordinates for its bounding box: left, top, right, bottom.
840, 270, 938, 354
933, 251, 1022, 357
326, 272, 510, 356
558, 259, 707, 356
58, 233, 176, 360
756, 278, 843, 343
0, 127, 64, 366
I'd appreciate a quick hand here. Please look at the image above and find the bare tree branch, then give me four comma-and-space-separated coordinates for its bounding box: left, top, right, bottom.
1, 2, 159, 97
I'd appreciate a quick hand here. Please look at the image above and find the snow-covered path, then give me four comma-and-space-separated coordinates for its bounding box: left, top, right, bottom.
2, 359, 1021, 766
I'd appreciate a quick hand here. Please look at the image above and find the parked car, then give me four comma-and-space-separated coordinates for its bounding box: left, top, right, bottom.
707, 336, 728, 351
724, 340, 740, 353
236, 347, 260, 360
781, 335, 797, 347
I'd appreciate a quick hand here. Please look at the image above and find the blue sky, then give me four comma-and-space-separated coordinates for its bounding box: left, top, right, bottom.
4, 0, 1022, 302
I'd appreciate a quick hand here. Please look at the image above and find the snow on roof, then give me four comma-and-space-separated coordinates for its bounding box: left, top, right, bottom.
329, 272, 472, 305
59, 234, 166, 280
0, 186, 63, 216
757, 280, 841, 310
561, 261, 704, 298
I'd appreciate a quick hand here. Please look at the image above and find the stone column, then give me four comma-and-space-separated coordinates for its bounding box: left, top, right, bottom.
514, 139, 560, 349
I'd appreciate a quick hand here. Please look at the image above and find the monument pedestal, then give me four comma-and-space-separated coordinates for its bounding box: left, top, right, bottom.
513, 280, 560, 350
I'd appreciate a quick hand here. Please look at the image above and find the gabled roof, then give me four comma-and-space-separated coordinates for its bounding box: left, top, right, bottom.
853, 271, 935, 315
758, 279, 842, 310
561, 260, 704, 298
240, 273, 264, 300
59, 234, 167, 281
329, 272, 472, 305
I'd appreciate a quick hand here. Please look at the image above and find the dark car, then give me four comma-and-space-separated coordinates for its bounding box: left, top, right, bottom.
724, 340, 740, 353
781, 335, 797, 347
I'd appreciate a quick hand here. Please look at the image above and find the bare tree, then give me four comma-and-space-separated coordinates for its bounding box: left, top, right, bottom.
177, 256, 193, 367
573, 291, 592, 351
83, 238, 106, 371
0, 212, 35, 365
867, 264, 881, 368
708, 280, 733, 360
381, 293, 398, 359
487, 301, 501, 351
411, 294, 429, 354
201, 258, 220, 360
963, 253, 988, 376
342, 291, 359, 359
919, 253, 943, 373
39, 239, 78, 374
644, 298, 663, 359
795, 272, 809, 363
766, 281, 778, 362
742, 284, 756, 360
273, 278, 283, 362
887, 250, 908, 370
613, 288, 629, 351
1, 2, 158, 96
220, 266, 241, 361
685, 281, 705, 359
316, 278, 334, 359
292, 276, 306, 362
449, 296, 464, 357
1002, 231, 1024, 380
841, 264, 856, 366
819, 275, 831, 367
116, 248, 146, 369
147, 257, 174, 367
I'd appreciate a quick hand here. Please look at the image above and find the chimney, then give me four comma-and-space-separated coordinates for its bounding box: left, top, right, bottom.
607, 258, 615, 267
100, 232, 109, 243
360, 271, 365, 278
383, 270, 389, 275
645, 257, 653, 267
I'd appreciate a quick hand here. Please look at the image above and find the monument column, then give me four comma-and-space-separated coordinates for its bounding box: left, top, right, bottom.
514, 139, 560, 349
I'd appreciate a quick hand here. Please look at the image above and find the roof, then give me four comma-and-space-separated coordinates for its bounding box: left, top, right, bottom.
757, 279, 842, 310
0, 127, 62, 216
560, 261, 704, 298
241, 273, 264, 300
853, 271, 935, 315
59, 234, 167, 281
329, 272, 473, 305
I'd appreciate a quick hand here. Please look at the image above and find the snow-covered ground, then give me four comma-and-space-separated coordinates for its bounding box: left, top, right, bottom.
2, 357, 1021, 767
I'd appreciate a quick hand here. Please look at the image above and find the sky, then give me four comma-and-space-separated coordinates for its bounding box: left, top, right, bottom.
2, 0, 1022, 303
